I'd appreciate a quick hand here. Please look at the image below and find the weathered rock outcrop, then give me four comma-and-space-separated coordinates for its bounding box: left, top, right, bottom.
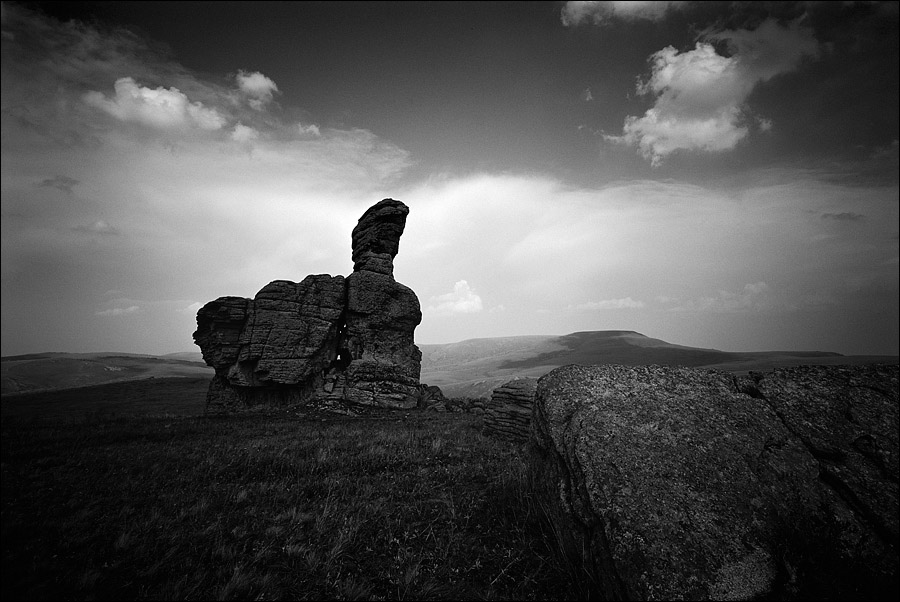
529, 363, 899, 601
340, 269, 422, 406
416, 384, 448, 411
351, 199, 408, 275
482, 378, 538, 442
193, 199, 423, 412
194, 276, 346, 412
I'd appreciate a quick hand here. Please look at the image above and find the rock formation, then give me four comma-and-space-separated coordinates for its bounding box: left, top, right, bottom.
482, 378, 537, 442
193, 199, 423, 412
416, 384, 448, 411
529, 363, 899, 601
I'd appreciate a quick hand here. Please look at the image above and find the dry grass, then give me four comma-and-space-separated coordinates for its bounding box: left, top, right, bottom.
1, 383, 577, 600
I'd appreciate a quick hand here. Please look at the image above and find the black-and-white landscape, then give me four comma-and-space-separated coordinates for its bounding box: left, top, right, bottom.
2, 2, 897, 600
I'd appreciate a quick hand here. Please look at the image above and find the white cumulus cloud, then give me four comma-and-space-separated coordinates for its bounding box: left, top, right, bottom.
231, 123, 259, 143
83, 77, 226, 131
426, 280, 484, 315
606, 19, 819, 165
298, 122, 321, 137
235, 70, 279, 110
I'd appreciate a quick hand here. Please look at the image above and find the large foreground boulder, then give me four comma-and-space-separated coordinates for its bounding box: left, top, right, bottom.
529, 363, 898, 601
193, 199, 423, 412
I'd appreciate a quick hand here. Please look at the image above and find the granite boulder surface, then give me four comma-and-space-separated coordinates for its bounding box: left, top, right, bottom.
528, 363, 898, 600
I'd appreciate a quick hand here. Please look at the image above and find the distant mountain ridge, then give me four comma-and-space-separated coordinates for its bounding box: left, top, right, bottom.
3, 330, 896, 398
419, 330, 895, 399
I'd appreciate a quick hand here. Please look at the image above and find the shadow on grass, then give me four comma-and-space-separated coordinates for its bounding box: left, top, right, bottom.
2, 404, 582, 600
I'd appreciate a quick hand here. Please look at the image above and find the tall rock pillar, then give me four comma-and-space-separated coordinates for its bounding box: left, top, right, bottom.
340, 199, 423, 407
193, 198, 422, 411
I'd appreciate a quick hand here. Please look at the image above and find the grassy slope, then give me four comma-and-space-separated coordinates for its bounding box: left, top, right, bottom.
1, 354, 213, 396
1, 380, 579, 601
419, 336, 563, 400
1, 377, 211, 420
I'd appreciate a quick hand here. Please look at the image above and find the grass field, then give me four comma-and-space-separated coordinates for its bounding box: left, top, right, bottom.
1, 379, 579, 600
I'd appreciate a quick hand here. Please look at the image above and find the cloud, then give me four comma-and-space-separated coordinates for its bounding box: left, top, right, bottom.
1, 2, 420, 356
231, 123, 259, 143
569, 297, 646, 310
99, 298, 204, 316
83, 77, 227, 131
1, 4, 410, 177
96, 305, 140, 317
2, 3, 895, 357
235, 70, 279, 110
822, 212, 864, 221
426, 280, 484, 315
177, 302, 203, 315
606, 19, 820, 165
38, 176, 80, 194
298, 122, 322, 137
72, 220, 119, 235
561, 1, 687, 26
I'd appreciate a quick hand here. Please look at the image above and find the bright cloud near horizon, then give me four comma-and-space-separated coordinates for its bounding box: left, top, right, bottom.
1, 1, 897, 357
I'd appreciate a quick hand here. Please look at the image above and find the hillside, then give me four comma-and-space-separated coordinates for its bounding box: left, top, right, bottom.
4, 331, 896, 400
420, 330, 897, 398
1, 353, 213, 396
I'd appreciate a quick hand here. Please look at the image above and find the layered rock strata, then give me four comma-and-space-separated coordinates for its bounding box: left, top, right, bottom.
529, 363, 899, 601
482, 378, 538, 442
194, 199, 423, 412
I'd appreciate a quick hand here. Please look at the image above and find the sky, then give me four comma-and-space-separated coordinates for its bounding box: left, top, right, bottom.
1, 1, 898, 357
